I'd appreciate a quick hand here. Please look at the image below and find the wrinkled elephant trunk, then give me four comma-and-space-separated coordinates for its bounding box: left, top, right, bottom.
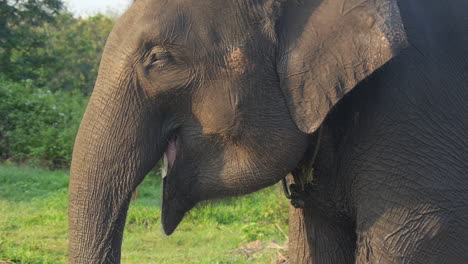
68, 77, 162, 263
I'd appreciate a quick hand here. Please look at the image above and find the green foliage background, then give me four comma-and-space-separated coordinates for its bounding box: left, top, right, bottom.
0, 78, 87, 168
1, 0, 115, 168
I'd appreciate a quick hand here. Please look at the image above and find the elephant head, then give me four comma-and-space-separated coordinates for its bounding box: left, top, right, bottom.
69, 0, 406, 262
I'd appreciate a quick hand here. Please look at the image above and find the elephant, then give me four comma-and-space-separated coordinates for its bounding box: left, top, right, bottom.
68, 0, 468, 263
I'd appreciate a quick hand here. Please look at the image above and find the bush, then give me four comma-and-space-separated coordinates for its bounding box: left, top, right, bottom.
0, 77, 87, 168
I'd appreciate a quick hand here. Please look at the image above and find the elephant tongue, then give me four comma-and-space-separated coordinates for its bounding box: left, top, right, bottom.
166, 137, 177, 169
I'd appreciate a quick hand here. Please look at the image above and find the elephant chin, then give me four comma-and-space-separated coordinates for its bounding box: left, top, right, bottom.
161, 178, 196, 235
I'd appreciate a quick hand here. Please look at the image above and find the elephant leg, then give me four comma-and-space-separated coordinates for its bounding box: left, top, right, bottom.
288, 205, 356, 264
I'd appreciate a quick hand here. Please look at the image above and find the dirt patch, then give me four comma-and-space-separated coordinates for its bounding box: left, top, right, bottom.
229, 240, 289, 263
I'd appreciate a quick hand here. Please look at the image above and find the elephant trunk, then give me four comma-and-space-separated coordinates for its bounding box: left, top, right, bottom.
68, 74, 161, 263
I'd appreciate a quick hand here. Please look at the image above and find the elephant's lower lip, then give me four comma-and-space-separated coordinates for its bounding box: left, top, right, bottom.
161, 177, 195, 235
160, 135, 192, 235
160, 135, 196, 235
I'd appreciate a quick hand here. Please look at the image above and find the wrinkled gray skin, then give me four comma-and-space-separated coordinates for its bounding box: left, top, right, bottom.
69, 0, 468, 263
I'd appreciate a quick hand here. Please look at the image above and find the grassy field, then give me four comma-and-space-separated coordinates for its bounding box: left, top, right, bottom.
0, 165, 290, 263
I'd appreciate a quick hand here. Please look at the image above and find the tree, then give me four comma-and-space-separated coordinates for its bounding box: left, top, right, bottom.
0, 0, 64, 81
1, 0, 115, 95
45, 13, 114, 95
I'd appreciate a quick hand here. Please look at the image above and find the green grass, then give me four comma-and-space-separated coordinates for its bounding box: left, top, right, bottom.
0, 165, 290, 263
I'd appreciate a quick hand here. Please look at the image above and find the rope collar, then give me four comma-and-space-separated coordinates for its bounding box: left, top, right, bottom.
282, 127, 323, 207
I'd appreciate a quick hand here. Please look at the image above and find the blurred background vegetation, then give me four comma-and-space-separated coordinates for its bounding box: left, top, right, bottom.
1, 0, 114, 169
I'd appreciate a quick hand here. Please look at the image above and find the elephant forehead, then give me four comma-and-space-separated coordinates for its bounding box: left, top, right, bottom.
224, 47, 250, 75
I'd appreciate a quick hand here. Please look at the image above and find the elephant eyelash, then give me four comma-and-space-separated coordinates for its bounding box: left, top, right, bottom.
149, 53, 160, 64
146, 47, 172, 67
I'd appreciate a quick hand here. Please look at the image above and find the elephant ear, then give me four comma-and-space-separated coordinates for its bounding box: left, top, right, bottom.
276, 0, 408, 133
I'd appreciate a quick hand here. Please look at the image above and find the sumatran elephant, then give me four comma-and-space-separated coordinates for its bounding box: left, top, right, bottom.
68, 0, 468, 263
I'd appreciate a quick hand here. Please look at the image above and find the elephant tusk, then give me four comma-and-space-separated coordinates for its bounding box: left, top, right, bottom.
161, 153, 168, 178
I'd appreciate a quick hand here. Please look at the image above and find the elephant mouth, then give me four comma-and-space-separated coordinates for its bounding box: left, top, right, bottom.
161, 136, 196, 235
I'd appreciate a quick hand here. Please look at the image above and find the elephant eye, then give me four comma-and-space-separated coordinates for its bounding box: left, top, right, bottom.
145, 46, 171, 68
